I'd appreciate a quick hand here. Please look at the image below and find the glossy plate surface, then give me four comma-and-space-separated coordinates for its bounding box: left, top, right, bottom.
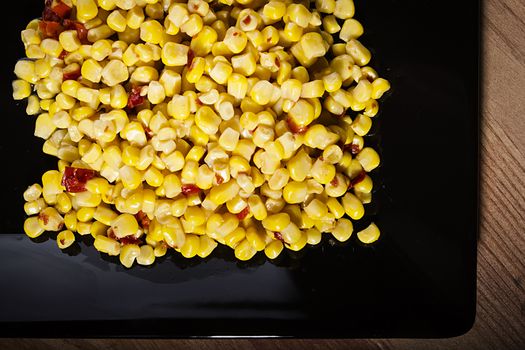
0, 0, 479, 338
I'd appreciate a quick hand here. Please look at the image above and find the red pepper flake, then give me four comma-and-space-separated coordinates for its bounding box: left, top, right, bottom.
119, 236, 143, 245
107, 228, 117, 240
51, 0, 72, 19
215, 174, 224, 185
59, 50, 68, 60
135, 210, 151, 230
351, 171, 367, 187
63, 19, 89, 44
127, 86, 145, 109
274, 232, 285, 243
236, 206, 250, 220
144, 126, 154, 140
58, 222, 64, 231
61, 166, 96, 193
330, 177, 339, 187
286, 117, 308, 134
233, 31, 239, 37
38, 20, 63, 39
38, 212, 49, 225
274, 57, 281, 68
59, 238, 65, 245
187, 49, 195, 68
242, 15, 252, 25
181, 184, 201, 196
62, 65, 80, 81
350, 143, 361, 155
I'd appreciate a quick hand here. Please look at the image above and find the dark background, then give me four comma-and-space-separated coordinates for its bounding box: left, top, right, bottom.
0, 0, 478, 340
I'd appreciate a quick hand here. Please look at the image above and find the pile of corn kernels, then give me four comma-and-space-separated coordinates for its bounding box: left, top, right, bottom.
13, 0, 390, 268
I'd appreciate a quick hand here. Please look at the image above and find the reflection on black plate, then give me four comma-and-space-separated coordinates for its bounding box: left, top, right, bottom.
0, 0, 478, 338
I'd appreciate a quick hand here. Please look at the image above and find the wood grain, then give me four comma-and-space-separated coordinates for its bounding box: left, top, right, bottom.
1, 0, 524, 349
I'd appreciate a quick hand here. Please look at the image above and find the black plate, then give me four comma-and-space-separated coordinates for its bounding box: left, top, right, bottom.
0, 0, 479, 338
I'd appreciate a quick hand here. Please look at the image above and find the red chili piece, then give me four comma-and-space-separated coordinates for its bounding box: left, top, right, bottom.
187, 49, 195, 68
236, 206, 250, 220
348, 170, 367, 190
127, 86, 145, 109
286, 117, 308, 134
61, 166, 96, 193
135, 210, 151, 230
215, 174, 224, 185
330, 177, 339, 187
144, 126, 154, 140
242, 15, 252, 25
181, 184, 201, 196
274, 232, 285, 243
38, 20, 63, 39
38, 212, 49, 225
63, 19, 89, 44
62, 65, 81, 81
51, 1, 72, 19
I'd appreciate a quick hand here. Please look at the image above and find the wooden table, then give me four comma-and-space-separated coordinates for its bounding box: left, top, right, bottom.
2, 0, 524, 349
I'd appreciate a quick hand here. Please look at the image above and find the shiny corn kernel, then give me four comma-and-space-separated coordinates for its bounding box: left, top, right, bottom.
332, 218, 353, 242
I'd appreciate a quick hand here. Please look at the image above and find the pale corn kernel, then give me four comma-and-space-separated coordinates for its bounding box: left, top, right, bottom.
342, 192, 365, 220
161, 42, 189, 66
300, 80, 325, 99
356, 147, 380, 172
332, 218, 353, 242
346, 39, 371, 66
234, 239, 257, 261
37, 207, 64, 231
334, 0, 355, 19
371, 78, 391, 99
119, 244, 140, 268
283, 181, 308, 204
14, 60, 38, 84
180, 234, 200, 258
249, 80, 274, 106
351, 114, 372, 136
24, 216, 45, 238
101, 59, 129, 87
340, 19, 364, 41
209, 61, 232, 85
231, 52, 256, 76
190, 26, 217, 56
107, 10, 128, 32
357, 222, 380, 244
12, 80, 31, 100
218, 127, 240, 152
195, 106, 221, 134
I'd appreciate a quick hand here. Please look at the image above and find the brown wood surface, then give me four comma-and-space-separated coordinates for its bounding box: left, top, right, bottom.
2, 0, 524, 349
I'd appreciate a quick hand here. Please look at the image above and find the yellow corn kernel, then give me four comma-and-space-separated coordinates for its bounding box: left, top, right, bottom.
231, 52, 256, 76
209, 180, 240, 205
223, 27, 247, 54
180, 234, 200, 258
332, 218, 353, 242
14, 60, 37, 84
94, 235, 120, 256
26, 95, 41, 115
224, 227, 245, 249
326, 197, 345, 219
288, 99, 315, 128
143, 166, 163, 187
64, 211, 77, 231
119, 244, 140, 268
161, 42, 189, 67
334, 0, 355, 19
195, 106, 221, 134
310, 159, 336, 184
110, 213, 139, 239
262, 213, 290, 232
139, 19, 163, 44
300, 80, 325, 99
196, 235, 217, 258
305, 227, 321, 245
133, 244, 154, 266
322, 72, 343, 93
267, 168, 288, 191
107, 10, 127, 32
340, 18, 363, 42
40, 38, 63, 57
126, 5, 144, 28
91, 40, 113, 61
82, 143, 102, 164
303, 199, 328, 220
249, 80, 274, 106
209, 61, 233, 85
282, 181, 308, 204
246, 195, 266, 220
287, 230, 307, 251
92, 205, 117, 226
24, 216, 45, 238
234, 239, 257, 261
56, 229, 75, 249
119, 165, 142, 190
12, 80, 31, 100
346, 39, 371, 66
23, 184, 43, 202
75, 207, 95, 223
245, 226, 265, 252
264, 239, 283, 259
190, 26, 217, 56
216, 127, 239, 152
100, 59, 128, 87
282, 21, 303, 42
350, 114, 372, 136
356, 222, 380, 244
81, 58, 102, 83
286, 150, 312, 182
77, 0, 98, 21
162, 151, 185, 172
341, 192, 364, 220
37, 207, 64, 231
356, 147, 380, 172
371, 78, 391, 99
56, 192, 72, 214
